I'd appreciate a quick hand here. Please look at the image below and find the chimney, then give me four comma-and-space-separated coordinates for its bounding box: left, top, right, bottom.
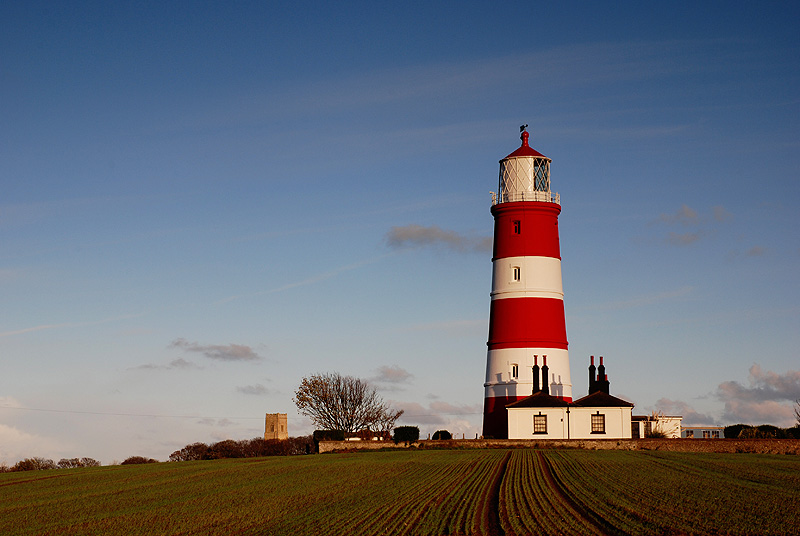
597, 356, 606, 393
541, 355, 549, 395
597, 356, 610, 394
532, 355, 540, 394
588, 355, 596, 394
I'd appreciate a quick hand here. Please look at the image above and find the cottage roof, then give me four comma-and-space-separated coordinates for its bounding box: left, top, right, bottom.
506, 391, 570, 408
572, 391, 634, 408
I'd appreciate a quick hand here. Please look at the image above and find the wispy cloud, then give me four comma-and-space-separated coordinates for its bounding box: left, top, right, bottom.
197, 418, 236, 427
745, 246, 767, 257
386, 224, 491, 253
659, 204, 699, 226
236, 384, 270, 396
214, 253, 395, 306
0, 313, 143, 339
132, 358, 202, 371
712, 206, 733, 223
666, 231, 702, 245
651, 204, 733, 247
170, 338, 262, 362
576, 286, 694, 313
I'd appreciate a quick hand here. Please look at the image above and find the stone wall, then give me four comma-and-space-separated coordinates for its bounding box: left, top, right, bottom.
318, 438, 800, 455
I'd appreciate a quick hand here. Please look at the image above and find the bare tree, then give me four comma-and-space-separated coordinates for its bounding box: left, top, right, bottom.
795, 399, 800, 426
293, 372, 403, 433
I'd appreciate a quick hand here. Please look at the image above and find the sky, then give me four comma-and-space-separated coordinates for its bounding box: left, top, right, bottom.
1, 1, 798, 464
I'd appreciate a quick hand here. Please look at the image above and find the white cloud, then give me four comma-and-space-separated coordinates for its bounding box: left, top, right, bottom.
394, 400, 482, 436
0, 395, 23, 409
652, 398, 718, 426
716, 364, 800, 427
0, 423, 63, 466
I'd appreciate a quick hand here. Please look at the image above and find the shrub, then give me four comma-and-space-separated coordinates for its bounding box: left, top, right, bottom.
724, 424, 751, 439
756, 425, 784, 438
169, 442, 211, 462
120, 456, 158, 465
393, 426, 420, 443
57, 458, 100, 469
12, 458, 56, 471
207, 439, 244, 459
432, 430, 452, 440
313, 430, 346, 442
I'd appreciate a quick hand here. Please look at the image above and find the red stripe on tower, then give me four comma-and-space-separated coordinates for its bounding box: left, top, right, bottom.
482, 127, 572, 439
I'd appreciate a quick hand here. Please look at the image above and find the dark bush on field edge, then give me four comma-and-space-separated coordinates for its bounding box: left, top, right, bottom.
393, 426, 420, 443
724, 424, 800, 439
168, 436, 314, 462
121, 456, 159, 465
432, 430, 452, 440
313, 430, 345, 442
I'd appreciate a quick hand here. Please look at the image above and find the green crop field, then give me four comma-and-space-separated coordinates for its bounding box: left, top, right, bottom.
2, 448, 798, 535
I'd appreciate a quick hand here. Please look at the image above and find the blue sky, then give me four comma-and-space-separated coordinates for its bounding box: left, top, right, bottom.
1, 1, 798, 464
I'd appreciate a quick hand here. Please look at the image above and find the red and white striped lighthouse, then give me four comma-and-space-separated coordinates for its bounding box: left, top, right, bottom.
482, 127, 572, 438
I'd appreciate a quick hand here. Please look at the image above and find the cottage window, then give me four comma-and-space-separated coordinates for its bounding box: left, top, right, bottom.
591, 413, 606, 434
712, 430, 720, 439
685, 430, 694, 438
533, 414, 547, 434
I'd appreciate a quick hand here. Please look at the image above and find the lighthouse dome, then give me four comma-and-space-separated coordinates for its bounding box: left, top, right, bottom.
497, 130, 557, 204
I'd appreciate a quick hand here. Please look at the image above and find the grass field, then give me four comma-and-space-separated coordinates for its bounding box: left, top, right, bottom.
2, 448, 798, 535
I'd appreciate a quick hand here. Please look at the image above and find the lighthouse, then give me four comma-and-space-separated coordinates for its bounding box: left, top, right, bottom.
482, 127, 572, 438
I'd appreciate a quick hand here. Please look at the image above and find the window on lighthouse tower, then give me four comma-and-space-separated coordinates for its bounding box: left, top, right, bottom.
513, 220, 521, 234
513, 266, 521, 281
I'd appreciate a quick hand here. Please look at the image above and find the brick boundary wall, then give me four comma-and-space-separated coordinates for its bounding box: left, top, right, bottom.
318, 438, 800, 455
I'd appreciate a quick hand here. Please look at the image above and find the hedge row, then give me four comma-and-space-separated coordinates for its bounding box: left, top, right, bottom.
169, 436, 314, 461
1, 457, 101, 472
723, 424, 800, 439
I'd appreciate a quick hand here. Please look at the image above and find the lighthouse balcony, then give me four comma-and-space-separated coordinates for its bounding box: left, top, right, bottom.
491, 191, 560, 205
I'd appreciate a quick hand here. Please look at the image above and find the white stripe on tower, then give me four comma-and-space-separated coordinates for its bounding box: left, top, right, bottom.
482, 127, 572, 439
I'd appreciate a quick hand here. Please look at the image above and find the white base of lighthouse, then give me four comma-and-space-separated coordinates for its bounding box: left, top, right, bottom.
484, 348, 572, 400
